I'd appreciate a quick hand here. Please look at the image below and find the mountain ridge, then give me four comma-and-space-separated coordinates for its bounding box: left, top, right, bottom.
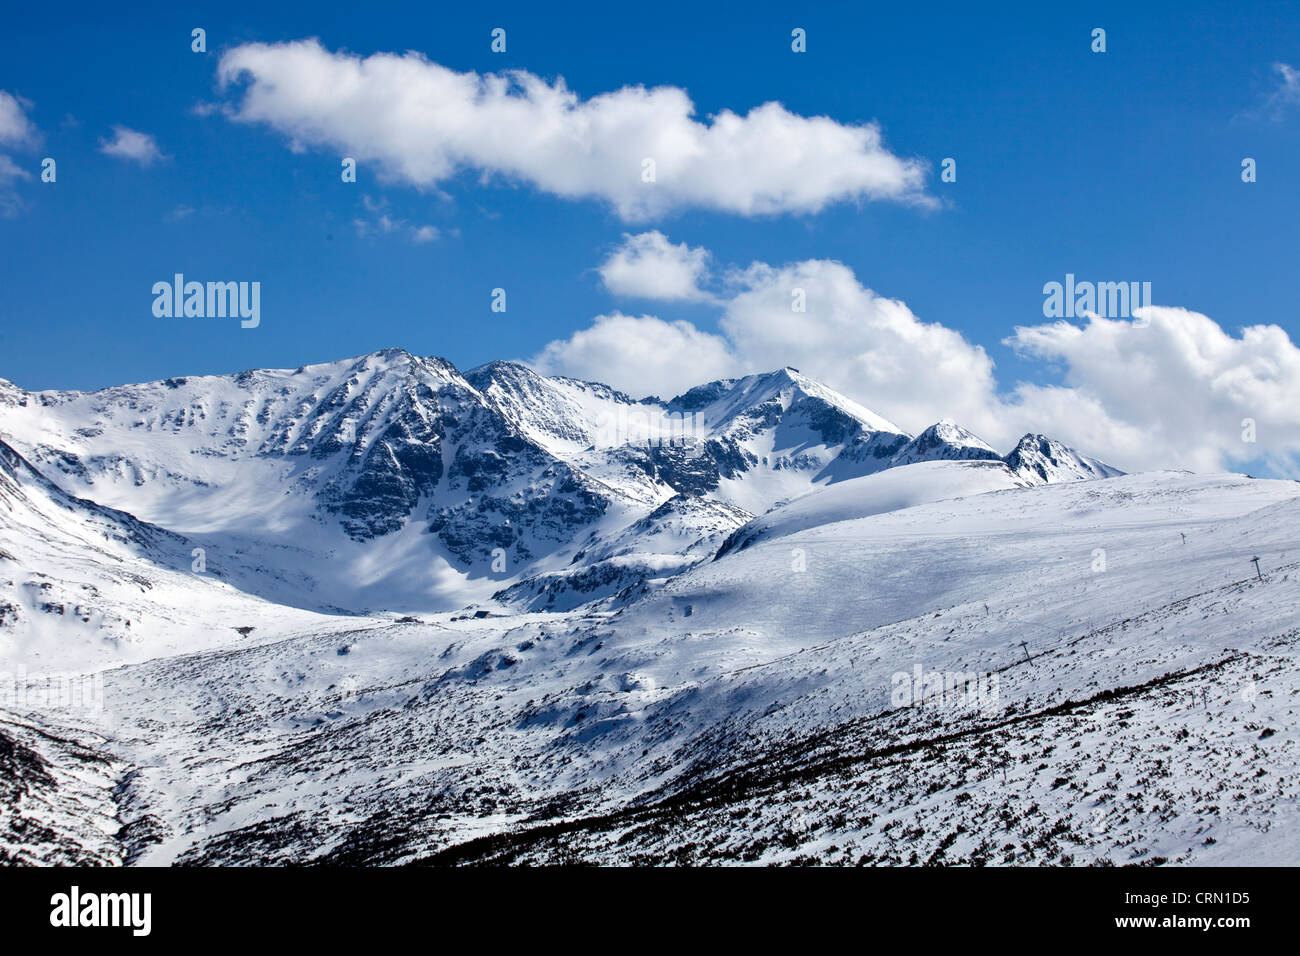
0, 348, 1125, 632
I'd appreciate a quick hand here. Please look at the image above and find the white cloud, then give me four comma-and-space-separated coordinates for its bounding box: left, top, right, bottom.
0, 91, 37, 146
547, 255, 1007, 440
1274, 62, 1300, 100
0, 155, 29, 182
716, 259, 1006, 440
353, 203, 440, 243
0, 154, 30, 216
1260, 62, 1300, 117
216, 39, 930, 220
532, 312, 740, 399
99, 126, 165, 165
1240, 62, 1300, 121
1005, 308, 1300, 473
535, 241, 1300, 474
0, 92, 37, 216
598, 231, 713, 301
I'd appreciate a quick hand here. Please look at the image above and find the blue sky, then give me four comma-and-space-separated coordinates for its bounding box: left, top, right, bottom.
3, 0, 1300, 474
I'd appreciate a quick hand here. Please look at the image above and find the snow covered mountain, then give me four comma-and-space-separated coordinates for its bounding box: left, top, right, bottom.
890, 420, 1001, 467
0, 350, 1122, 643
1004, 433, 1124, 484
21, 350, 1297, 869
5, 465, 1297, 866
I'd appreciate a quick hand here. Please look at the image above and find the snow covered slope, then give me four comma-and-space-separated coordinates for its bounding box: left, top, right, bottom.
0, 437, 369, 670
715, 459, 1031, 558
4, 468, 1296, 866
494, 494, 754, 612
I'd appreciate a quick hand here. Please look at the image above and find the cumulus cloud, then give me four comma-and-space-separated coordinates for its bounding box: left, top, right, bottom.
215, 39, 930, 220
534, 240, 1300, 474
537, 257, 1001, 433
1005, 308, 1300, 473
716, 259, 1006, 439
99, 125, 165, 165
598, 231, 714, 301
532, 312, 739, 399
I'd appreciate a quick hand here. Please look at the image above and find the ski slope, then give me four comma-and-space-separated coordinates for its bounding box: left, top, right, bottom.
5, 464, 1296, 865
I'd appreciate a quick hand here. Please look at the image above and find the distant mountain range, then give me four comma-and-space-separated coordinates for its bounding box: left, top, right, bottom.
0, 349, 1120, 655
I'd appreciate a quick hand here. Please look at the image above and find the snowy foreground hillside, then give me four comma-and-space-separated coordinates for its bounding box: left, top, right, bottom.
1, 352, 1296, 865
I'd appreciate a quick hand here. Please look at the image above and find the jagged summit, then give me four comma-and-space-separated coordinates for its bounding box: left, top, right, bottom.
1004, 433, 1123, 484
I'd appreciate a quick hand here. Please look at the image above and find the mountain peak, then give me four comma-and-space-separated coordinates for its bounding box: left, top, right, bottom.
1005, 433, 1124, 484
891, 420, 1001, 467
667, 368, 905, 437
